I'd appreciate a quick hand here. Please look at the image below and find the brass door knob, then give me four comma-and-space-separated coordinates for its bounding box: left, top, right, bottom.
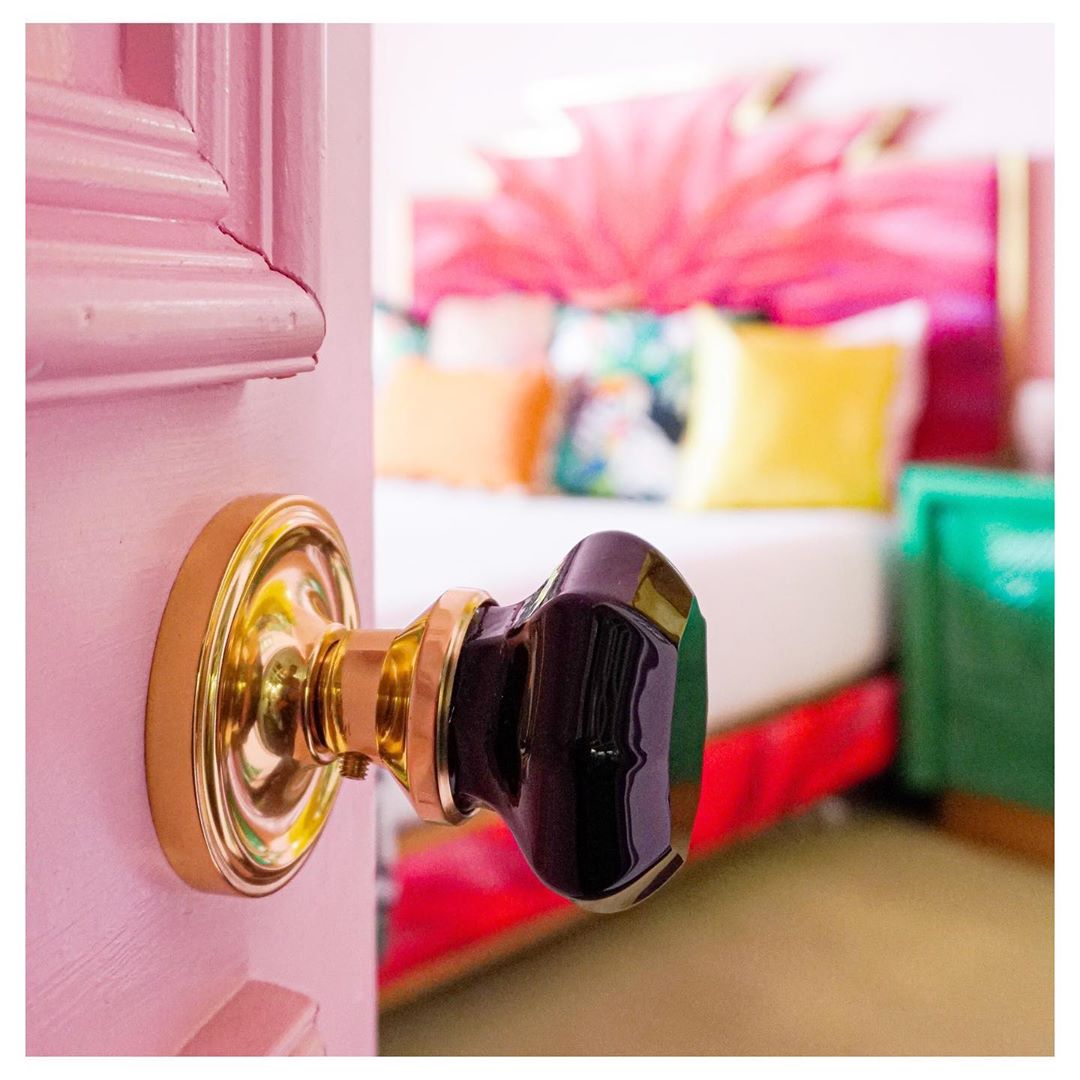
146, 496, 707, 911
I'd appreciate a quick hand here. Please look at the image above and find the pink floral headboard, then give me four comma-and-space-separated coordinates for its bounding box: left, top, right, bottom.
412, 74, 1009, 459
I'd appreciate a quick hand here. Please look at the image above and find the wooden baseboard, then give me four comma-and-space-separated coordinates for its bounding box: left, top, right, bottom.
940, 791, 1054, 866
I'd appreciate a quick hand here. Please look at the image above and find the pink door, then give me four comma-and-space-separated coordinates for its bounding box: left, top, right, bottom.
26, 24, 377, 1055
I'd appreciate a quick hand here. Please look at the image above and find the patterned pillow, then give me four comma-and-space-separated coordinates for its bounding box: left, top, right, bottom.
549, 307, 694, 499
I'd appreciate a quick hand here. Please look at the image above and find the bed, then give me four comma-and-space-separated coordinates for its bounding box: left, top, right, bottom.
375, 479, 896, 731
373, 69, 1011, 1007
374, 478, 900, 1006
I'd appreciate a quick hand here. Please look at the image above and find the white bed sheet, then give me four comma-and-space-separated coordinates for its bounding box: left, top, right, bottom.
374, 479, 896, 733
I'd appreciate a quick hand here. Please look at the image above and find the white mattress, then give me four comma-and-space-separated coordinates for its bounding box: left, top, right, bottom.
374, 479, 896, 733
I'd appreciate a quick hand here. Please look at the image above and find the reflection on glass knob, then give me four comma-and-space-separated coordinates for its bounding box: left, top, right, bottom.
146, 496, 707, 911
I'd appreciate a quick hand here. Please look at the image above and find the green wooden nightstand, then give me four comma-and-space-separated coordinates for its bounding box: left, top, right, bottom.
898, 466, 1054, 817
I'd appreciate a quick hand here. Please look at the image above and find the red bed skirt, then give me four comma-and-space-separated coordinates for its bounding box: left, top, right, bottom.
379, 674, 898, 1000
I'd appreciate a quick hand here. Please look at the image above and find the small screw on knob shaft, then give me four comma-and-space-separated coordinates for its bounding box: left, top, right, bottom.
339, 753, 370, 780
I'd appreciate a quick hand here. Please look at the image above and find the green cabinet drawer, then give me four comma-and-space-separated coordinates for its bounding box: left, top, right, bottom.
898, 466, 1054, 811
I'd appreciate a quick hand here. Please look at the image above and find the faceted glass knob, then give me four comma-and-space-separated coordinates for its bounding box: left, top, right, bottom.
448, 531, 707, 911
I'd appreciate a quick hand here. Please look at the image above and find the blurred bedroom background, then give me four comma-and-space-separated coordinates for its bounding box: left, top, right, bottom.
369, 23, 1054, 1056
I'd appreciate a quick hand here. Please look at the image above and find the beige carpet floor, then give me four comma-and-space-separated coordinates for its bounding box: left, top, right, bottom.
380, 810, 1053, 1056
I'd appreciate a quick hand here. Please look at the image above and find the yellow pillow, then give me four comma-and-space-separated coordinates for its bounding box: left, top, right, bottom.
375, 358, 556, 490
675, 306, 901, 509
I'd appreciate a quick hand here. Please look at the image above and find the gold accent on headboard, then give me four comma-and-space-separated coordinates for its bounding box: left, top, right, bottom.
997, 153, 1031, 406
730, 68, 799, 134
844, 105, 914, 167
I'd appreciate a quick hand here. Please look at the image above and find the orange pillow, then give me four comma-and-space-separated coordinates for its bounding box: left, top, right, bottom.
375, 358, 557, 489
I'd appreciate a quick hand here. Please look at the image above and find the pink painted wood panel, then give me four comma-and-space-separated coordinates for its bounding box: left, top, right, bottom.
27, 23, 123, 96
26, 25, 376, 1055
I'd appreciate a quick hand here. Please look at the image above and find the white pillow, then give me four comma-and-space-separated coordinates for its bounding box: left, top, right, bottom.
1013, 377, 1054, 474
426, 293, 556, 369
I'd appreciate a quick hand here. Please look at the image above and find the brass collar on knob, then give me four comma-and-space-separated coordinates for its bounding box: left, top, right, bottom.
304, 588, 490, 823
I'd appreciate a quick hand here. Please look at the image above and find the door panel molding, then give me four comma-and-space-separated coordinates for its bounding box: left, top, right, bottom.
26, 24, 327, 405
180, 981, 324, 1056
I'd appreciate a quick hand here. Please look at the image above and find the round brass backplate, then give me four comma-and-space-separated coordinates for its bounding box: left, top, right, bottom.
145, 495, 359, 896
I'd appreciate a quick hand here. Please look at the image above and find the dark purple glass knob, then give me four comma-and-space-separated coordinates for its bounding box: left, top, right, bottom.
447, 531, 707, 911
